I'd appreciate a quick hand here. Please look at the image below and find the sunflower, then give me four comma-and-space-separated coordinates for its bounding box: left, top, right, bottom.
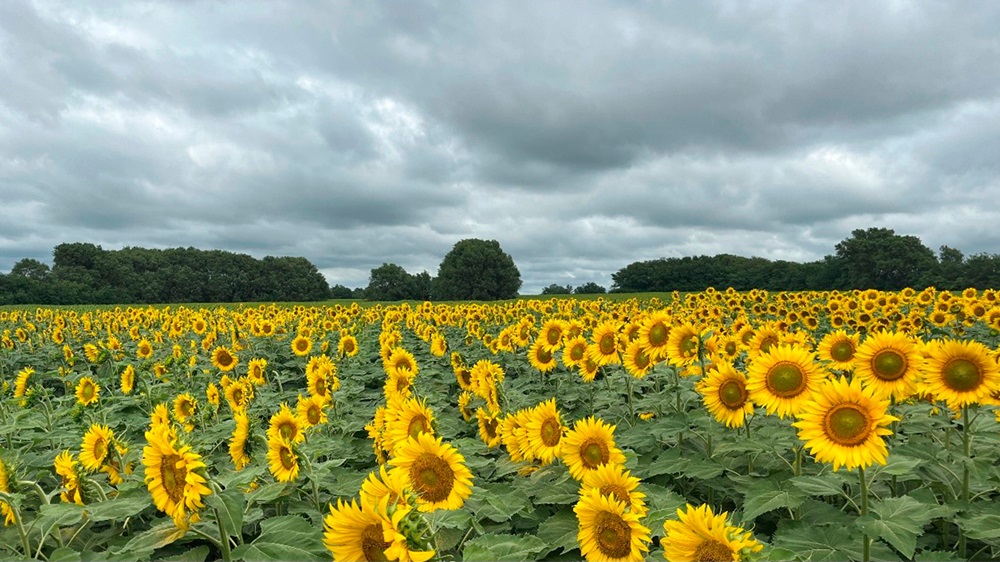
580, 463, 647, 518
562, 417, 627, 481
477, 408, 502, 449
136, 338, 153, 360
386, 348, 419, 379
697, 361, 754, 428
792, 376, 897, 471
267, 436, 300, 483
323, 498, 434, 562
579, 349, 601, 383
384, 397, 435, 453
121, 365, 135, 395
430, 334, 448, 357
637, 310, 672, 361
151, 403, 172, 432
308, 364, 334, 402
247, 358, 267, 386
590, 321, 622, 366
665, 322, 702, 367
53, 450, 84, 505
296, 393, 329, 428
225, 379, 254, 411
622, 340, 655, 379
229, 408, 252, 471
563, 336, 589, 369
291, 335, 313, 357
79, 424, 114, 472
389, 432, 474, 512
142, 426, 212, 529
173, 393, 197, 424
338, 334, 359, 358
2, 455, 18, 522
528, 338, 558, 373
746, 323, 782, 357
746, 344, 828, 419
853, 331, 924, 401
267, 403, 305, 445
84, 343, 102, 363
501, 408, 535, 462
458, 391, 474, 422
816, 330, 860, 371
359, 465, 410, 511
75, 376, 100, 407
922, 338, 1000, 410
539, 319, 567, 350
575, 488, 651, 562
211, 346, 238, 372
206, 382, 220, 409
661, 503, 763, 562
524, 398, 566, 465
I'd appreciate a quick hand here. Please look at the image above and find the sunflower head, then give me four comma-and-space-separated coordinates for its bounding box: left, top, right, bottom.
662, 504, 763, 562
575, 488, 651, 562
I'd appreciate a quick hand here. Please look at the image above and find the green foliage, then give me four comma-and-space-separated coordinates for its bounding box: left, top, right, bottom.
834, 227, 938, 290
434, 239, 521, 300
540, 284, 572, 295
573, 282, 606, 294
364, 263, 431, 301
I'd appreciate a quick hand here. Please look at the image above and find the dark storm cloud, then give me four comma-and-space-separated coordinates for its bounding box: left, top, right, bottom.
2, 0, 1000, 294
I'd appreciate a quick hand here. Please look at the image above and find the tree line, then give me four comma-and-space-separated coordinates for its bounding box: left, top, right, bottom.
610, 227, 1000, 292
0, 243, 337, 305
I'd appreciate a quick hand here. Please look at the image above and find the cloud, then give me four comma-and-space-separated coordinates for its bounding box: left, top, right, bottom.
2, 1, 999, 295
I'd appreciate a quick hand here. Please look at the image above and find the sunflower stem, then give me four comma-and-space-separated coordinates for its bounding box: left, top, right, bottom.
959, 405, 971, 559
213, 505, 233, 562
859, 466, 870, 562
0, 493, 31, 558
625, 374, 635, 426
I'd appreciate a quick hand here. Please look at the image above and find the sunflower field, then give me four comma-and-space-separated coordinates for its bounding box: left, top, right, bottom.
1, 288, 1000, 562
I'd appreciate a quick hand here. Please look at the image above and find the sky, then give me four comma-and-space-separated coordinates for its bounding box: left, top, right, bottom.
2, 1, 999, 295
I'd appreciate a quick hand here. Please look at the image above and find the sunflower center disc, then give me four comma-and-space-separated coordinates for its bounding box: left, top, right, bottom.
649, 324, 668, 346
279, 422, 295, 441
693, 539, 734, 562
680, 336, 698, 356
830, 341, 855, 362
279, 445, 296, 470
595, 511, 632, 559
826, 404, 871, 446
83, 384, 94, 401
570, 345, 585, 361
600, 483, 631, 506
943, 358, 982, 392
600, 334, 616, 355
540, 418, 562, 447
872, 350, 906, 381
719, 380, 746, 409
582, 440, 609, 468
767, 363, 805, 397
361, 523, 390, 562
538, 347, 552, 364
412, 453, 455, 503
483, 418, 498, 439
760, 336, 777, 353
94, 438, 108, 464
547, 330, 561, 346
160, 454, 186, 503
408, 415, 428, 440
307, 406, 321, 425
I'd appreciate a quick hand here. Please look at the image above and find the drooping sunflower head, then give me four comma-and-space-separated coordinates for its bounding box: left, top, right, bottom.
388, 432, 474, 512
75, 376, 100, 407
697, 361, 754, 429
746, 344, 828, 419
574, 488, 651, 562
662, 503, 763, 562
229, 408, 252, 471
477, 408, 502, 449
266, 436, 300, 483
792, 375, 897, 471
267, 403, 305, 445
142, 427, 212, 529
562, 416, 626, 481
120, 365, 135, 395
921, 338, 1000, 411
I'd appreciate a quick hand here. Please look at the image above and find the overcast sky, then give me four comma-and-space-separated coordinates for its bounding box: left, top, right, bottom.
2, 1, 999, 294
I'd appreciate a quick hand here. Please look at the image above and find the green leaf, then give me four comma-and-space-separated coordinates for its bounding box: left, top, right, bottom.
955, 513, 1000, 543
536, 511, 579, 556
83, 490, 152, 522
119, 520, 189, 555
742, 478, 806, 521
462, 533, 548, 562
859, 495, 938, 559
790, 473, 848, 497
158, 545, 210, 562
205, 488, 245, 540
245, 481, 293, 505
468, 485, 531, 522
231, 515, 325, 562
48, 547, 82, 562
876, 455, 924, 478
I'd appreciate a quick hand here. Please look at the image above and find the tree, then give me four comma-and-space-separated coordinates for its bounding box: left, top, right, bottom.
574, 282, 606, 294
541, 283, 572, 295
434, 239, 521, 301
365, 263, 419, 301
936, 245, 966, 290
834, 228, 937, 290
329, 284, 354, 299
10, 258, 50, 280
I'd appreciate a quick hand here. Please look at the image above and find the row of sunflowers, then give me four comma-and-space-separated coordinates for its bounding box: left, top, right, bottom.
1, 287, 999, 561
